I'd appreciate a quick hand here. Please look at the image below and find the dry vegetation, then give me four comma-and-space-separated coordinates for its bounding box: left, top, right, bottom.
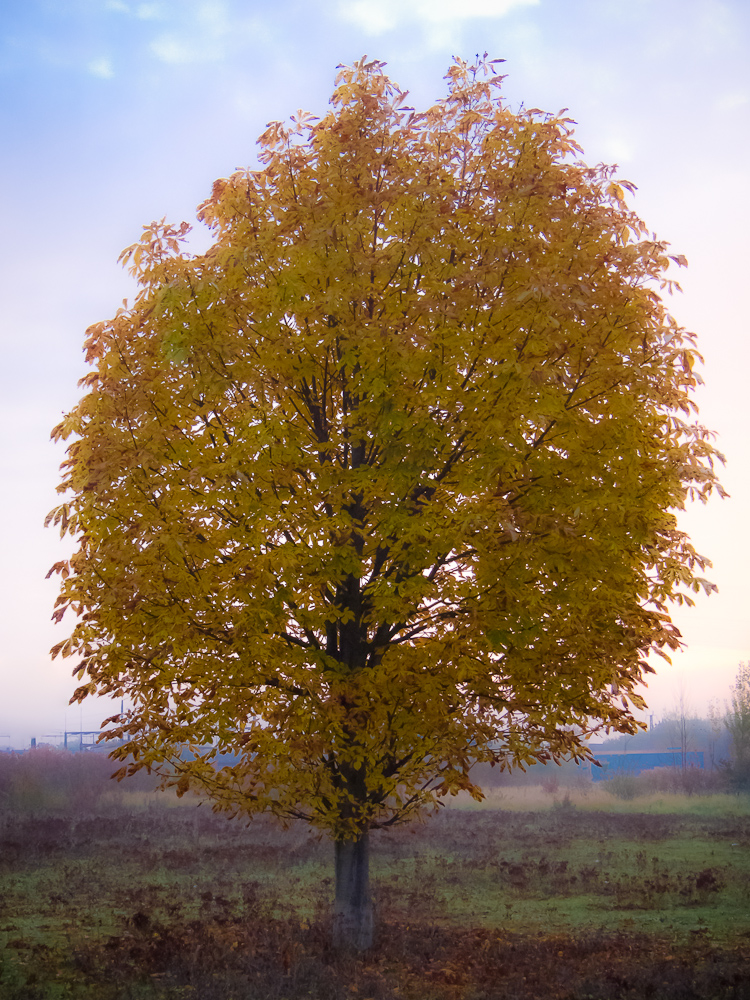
2, 749, 749, 999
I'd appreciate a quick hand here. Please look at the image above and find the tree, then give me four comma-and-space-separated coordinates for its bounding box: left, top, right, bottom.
724, 662, 750, 791
47, 56, 723, 950
665, 685, 694, 775
707, 698, 724, 772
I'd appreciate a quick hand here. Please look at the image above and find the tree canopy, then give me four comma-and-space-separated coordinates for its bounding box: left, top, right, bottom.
49, 56, 720, 853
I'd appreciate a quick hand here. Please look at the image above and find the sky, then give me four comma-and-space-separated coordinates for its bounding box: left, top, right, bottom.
0, 0, 748, 748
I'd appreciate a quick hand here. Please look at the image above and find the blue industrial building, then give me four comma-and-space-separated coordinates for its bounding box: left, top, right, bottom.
590, 750, 705, 781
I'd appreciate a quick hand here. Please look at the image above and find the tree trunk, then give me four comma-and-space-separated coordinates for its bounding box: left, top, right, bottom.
333, 830, 374, 951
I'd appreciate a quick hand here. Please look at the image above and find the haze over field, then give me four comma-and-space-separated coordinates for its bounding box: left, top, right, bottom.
1, 0, 748, 747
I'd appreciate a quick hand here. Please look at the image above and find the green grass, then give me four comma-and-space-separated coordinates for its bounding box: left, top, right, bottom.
4, 793, 747, 945
2, 790, 749, 998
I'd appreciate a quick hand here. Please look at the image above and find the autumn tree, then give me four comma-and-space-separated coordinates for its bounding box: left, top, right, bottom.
48, 57, 722, 950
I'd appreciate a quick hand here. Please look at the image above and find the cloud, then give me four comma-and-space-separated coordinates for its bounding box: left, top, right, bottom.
135, 3, 163, 18
716, 91, 750, 113
150, 35, 198, 64
417, 0, 540, 21
87, 57, 114, 79
599, 134, 636, 165
339, 0, 539, 35
148, 1, 233, 65
105, 0, 164, 16
340, 1, 397, 34
194, 0, 231, 32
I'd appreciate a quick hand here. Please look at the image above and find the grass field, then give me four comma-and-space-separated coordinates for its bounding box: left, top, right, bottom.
1, 781, 750, 999
451, 784, 750, 816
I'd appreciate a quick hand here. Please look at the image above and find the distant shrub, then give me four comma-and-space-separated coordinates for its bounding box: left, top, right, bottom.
540, 775, 559, 795
470, 759, 590, 790
601, 766, 728, 801
717, 758, 750, 794
604, 773, 639, 800
551, 792, 576, 812
635, 766, 727, 796
0, 747, 160, 813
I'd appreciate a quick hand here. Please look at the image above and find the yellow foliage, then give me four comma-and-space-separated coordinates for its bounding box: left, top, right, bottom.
48, 57, 722, 842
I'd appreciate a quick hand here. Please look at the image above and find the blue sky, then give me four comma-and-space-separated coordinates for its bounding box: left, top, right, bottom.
1, 0, 748, 746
